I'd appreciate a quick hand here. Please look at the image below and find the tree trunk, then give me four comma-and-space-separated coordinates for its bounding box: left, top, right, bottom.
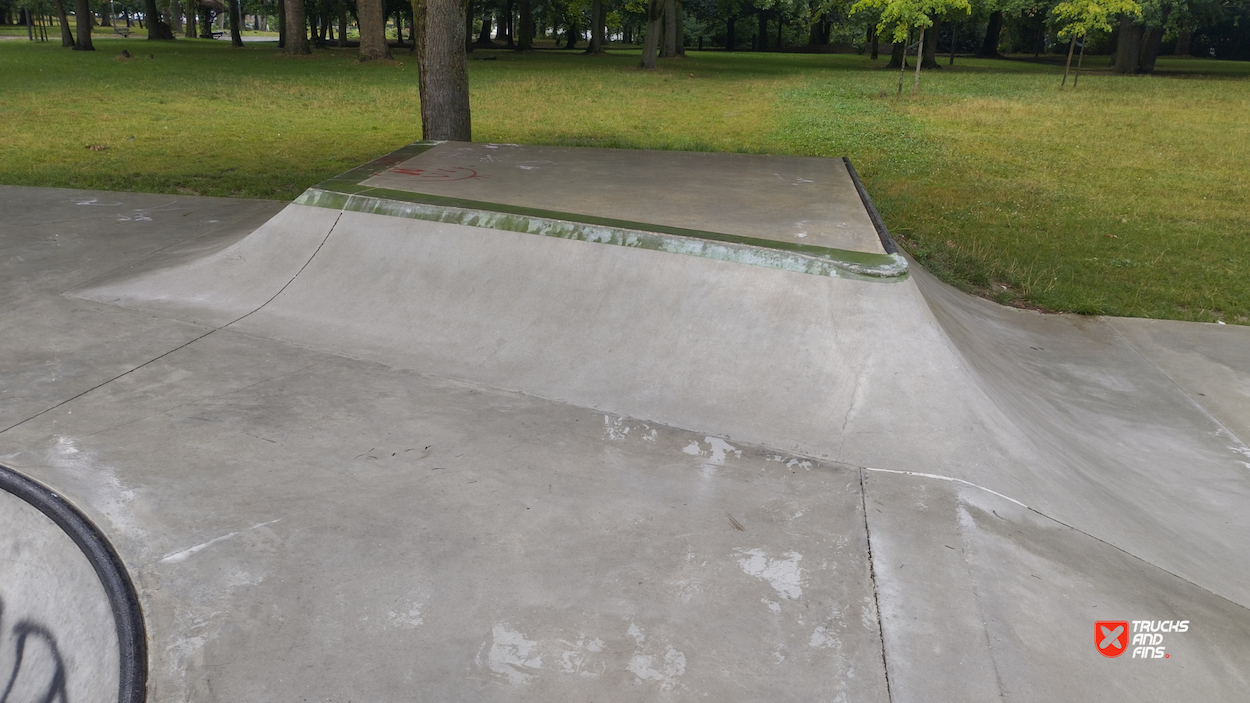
1174, 29, 1190, 56
978, 10, 1002, 58
54, 0, 73, 46
503, 0, 513, 46
921, 18, 938, 68
1062, 35, 1075, 86
661, 0, 676, 57
1112, 14, 1141, 74
912, 26, 923, 94
897, 27, 909, 95
277, 0, 286, 47
357, 0, 388, 59
1073, 36, 1085, 86
948, 21, 955, 64
676, 0, 685, 54
563, 15, 577, 48
185, 2, 197, 37
229, 0, 244, 46
339, 4, 347, 46
886, 37, 905, 68
416, 0, 472, 140
639, 0, 661, 67
144, 0, 176, 38
476, 11, 492, 44
1139, 10, 1167, 75
726, 16, 734, 51
72, 0, 93, 49
517, 0, 531, 49
170, 0, 182, 33
100, 5, 111, 26
869, 23, 877, 59
284, 0, 310, 53
585, 0, 604, 53
464, 0, 474, 51
199, 8, 213, 37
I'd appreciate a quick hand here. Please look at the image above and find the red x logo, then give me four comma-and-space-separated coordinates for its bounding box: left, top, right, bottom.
1096, 621, 1129, 658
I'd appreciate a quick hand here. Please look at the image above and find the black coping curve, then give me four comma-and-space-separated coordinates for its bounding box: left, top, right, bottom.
0, 463, 147, 703
843, 157, 900, 255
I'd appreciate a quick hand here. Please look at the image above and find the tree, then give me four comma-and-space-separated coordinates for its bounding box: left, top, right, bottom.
284, 0, 311, 52
640, 0, 663, 65
144, 0, 176, 38
229, 0, 245, 45
1051, 0, 1139, 85
72, 0, 93, 49
359, 0, 389, 58
415, 0, 472, 139
53, 0, 74, 46
853, 0, 970, 94
517, 0, 533, 48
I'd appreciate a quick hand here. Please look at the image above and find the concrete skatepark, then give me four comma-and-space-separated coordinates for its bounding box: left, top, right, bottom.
1, 141, 1248, 701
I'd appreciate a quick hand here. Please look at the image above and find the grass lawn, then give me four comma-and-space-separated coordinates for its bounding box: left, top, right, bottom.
0, 39, 1246, 322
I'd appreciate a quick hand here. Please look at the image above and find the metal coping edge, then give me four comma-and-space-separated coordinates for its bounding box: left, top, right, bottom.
0, 463, 147, 703
843, 157, 900, 256
295, 187, 909, 281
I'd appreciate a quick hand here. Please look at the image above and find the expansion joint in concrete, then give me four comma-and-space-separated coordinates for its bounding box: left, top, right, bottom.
858, 468, 894, 702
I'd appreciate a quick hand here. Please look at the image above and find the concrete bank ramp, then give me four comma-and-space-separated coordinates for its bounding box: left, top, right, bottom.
3, 144, 1247, 700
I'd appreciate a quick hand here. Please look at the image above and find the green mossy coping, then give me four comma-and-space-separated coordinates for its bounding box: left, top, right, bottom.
295, 142, 909, 282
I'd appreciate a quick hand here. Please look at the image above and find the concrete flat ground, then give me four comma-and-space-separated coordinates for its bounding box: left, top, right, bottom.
1, 145, 1249, 702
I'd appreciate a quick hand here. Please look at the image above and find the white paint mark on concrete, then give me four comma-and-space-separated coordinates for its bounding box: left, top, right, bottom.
810, 625, 839, 649
488, 624, 543, 685
386, 599, 425, 629
604, 415, 631, 441
737, 549, 805, 599
762, 598, 781, 613
160, 517, 284, 563
704, 437, 741, 465
556, 637, 605, 675
864, 467, 1029, 508
772, 646, 786, 664
682, 441, 701, 456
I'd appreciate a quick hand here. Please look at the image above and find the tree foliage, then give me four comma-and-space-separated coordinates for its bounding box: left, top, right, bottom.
1050, 0, 1139, 38
851, 0, 970, 42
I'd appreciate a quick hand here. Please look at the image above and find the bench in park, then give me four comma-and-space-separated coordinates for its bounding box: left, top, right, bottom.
113, 26, 131, 37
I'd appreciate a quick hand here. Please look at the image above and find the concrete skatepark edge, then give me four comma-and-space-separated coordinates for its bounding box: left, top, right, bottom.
1, 142, 1248, 701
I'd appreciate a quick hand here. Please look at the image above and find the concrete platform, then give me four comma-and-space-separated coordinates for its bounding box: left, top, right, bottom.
1, 144, 1249, 701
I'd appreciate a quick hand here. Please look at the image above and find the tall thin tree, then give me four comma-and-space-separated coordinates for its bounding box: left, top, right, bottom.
639, 0, 662, 67
53, 0, 73, 46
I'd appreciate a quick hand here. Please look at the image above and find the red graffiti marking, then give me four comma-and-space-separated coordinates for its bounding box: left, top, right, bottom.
388, 166, 483, 181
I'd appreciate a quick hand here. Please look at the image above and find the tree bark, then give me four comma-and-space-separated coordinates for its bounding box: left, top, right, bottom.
921, 18, 938, 68
144, 0, 176, 38
661, 0, 676, 57
357, 0, 388, 59
339, 4, 348, 46
949, 21, 955, 64
476, 10, 492, 44
1138, 9, 1168, 75
886, 36, 906, 68
170, 0, 182, 33
897, 27, 909, 95
640, 0, 661, 67
100, 5, 111, 26
585, 0, 604, 53
277, 0, 285, 47
416, 0, 472, 140
284, 0, 310, 53
1112, 14, 1141, 74
912, 26, 924, 94
54, 0, 73, 46
1062, 35, 1075, 86
1174, 29, 1190, 56
229, 0, 244, 46
185, 2, 197, 37
72, 0, 93, 49
516, 0, 531, 49
676, 0, 685, 54
464, 0, 475, 51
977, 10, 1002, 58
869, 23, 878, 59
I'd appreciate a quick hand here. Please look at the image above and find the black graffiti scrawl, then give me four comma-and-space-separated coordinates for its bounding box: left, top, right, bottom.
0, 597, 69, 703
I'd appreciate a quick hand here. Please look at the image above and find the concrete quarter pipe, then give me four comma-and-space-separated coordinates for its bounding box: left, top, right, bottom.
0, 142, 1247, 701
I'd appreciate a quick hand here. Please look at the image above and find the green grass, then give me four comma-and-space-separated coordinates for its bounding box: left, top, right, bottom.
1, 39, 1247, 322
